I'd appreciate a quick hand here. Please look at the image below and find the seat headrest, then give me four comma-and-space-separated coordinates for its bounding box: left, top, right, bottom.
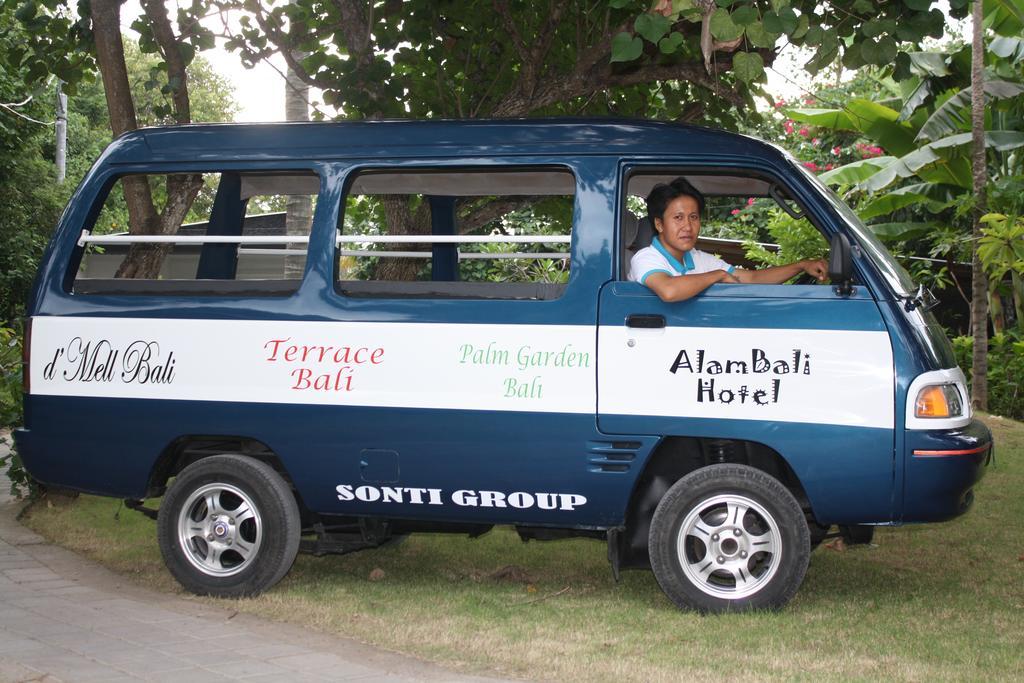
622, 213, 639, 252
629, 216, 655, 252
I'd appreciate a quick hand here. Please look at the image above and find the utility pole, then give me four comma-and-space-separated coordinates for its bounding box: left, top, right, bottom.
55, 81, 68, 183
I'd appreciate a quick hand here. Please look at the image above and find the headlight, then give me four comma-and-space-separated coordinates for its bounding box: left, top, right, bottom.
915, 383, 964, 419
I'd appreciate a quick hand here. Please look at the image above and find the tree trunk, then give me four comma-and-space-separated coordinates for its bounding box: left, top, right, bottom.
284, 1, 313, 280
969, 0, 989, 410
92, 0, 161, 261
373, 196, 431, 282
93, 0, 200, 279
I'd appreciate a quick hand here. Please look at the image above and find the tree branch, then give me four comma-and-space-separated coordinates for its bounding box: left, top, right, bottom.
458, 197, 545, 234
492, 54, 746, 117
492, 0, 528, 63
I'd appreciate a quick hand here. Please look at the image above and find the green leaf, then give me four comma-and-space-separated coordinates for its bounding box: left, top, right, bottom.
904, 0, 932, 10
710, 8, 743, 41
177, 42, 196, 67
745, 21, 778, 48
985, 0, 1024, 36
898, 79, 932, 121
732, 51, 765, 83
916, 81, 1024, 141
791, 12, 809, 40
926, 131, 1024, 153
762, 10, 783, 34
861, 36, 898, 66
611, 32, 644, 62
862, 20, 887, 39
804, 33, 839, 74
802, 25, 823, 46
635, 13, 671, 43
764, 7, 798, 34
787, 107, 855, 129
731, 5, 759, 26
819, 157, 896, 186
14, 1, 37, 22
907, 51, 951, 77
990, 35, 1024, 62
858, 191, 942, 220
868, 221, 933, 242
845, 99, 918, 156
658, 32, 686, 54
776, 6, 799, 34
609, 0, 632, 7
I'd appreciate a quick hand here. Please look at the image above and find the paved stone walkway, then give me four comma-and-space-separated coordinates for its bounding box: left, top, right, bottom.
0, 438, 508, 682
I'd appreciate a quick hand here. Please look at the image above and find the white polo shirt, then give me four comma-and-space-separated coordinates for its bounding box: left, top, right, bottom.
629, 237, 735, 284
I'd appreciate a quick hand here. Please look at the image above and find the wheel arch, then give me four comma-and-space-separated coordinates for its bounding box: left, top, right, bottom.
144, 435, 302, 505
619, 436, 817, 568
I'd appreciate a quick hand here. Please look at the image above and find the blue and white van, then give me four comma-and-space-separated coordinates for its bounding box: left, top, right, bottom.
15, 120, 992, 612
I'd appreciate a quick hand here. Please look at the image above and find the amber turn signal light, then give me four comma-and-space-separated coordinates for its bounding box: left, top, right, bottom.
915, 384, 963, 419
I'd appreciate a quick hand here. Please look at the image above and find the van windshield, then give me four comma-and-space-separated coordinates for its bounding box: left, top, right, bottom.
791, 160, 918, 297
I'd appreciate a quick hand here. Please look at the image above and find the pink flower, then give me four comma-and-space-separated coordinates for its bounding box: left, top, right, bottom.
802, 161, 818, 171
832, 146, 841, 155
812, 138, 820, 145
747, 197, 755, 206
798, 127, 810, 137
825, 163, 834, 170
774, 98, 786, 108
804, 97, 816, 105
730, 209, 741, 215
784, 120, 794, 134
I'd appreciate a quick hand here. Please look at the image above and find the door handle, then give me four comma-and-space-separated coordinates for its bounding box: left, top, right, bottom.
626, 314, 665, 329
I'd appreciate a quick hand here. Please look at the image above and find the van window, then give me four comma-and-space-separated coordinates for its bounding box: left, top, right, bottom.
336, 168, 574, 300
622, 171, 828, 279
73, 171, 320, 296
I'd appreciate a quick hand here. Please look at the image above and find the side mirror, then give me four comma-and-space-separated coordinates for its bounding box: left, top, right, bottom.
829, 233, 854, 297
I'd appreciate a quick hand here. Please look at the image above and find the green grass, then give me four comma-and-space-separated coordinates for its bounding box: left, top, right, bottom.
21, 414, 1024, 682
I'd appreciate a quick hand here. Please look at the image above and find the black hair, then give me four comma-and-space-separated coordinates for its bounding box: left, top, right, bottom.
645, 177, 705, 224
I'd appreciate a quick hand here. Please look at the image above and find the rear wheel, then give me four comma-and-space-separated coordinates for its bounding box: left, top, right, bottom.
649, 464, 810, 613
157, 454, 300, 597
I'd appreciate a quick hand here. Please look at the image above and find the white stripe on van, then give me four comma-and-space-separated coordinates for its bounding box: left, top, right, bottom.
29, 317, 894, 429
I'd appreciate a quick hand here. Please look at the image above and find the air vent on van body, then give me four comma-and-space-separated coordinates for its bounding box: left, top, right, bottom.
587, 441, 641, 473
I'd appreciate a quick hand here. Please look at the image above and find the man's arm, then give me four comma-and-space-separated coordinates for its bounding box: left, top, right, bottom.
643, 269, 740, 302
733, 259, 828, 285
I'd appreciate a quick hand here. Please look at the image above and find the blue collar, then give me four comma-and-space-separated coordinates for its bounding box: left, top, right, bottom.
652, 236, 695, 274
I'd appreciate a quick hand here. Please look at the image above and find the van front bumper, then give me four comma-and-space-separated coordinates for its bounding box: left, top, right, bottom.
903, 418, 992, 522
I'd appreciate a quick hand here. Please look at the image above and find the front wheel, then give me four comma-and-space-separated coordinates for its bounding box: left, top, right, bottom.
157, 454, 300, 597
648, 464, 810, 613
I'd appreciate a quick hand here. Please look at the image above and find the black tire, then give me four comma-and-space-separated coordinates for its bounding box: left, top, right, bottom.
839, 524, 875, 546
157, 454, 300, 597
648, 464, 810, 613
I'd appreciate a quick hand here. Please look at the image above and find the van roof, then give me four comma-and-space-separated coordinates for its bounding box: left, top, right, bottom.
102, 118, 788, 164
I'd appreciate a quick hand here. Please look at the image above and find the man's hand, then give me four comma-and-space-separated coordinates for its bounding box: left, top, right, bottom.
800, 259, 829, 282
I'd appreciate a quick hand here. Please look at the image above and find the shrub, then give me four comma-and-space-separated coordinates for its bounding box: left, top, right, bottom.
0, 326, 34, 497
953, 334, 1024, 420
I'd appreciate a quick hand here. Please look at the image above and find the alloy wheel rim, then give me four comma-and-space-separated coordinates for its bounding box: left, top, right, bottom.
676, 493, 782, 600
177, 482, 263, 577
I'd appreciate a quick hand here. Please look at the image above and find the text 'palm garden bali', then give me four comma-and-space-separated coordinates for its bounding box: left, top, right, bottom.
458, 341, 591, 399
